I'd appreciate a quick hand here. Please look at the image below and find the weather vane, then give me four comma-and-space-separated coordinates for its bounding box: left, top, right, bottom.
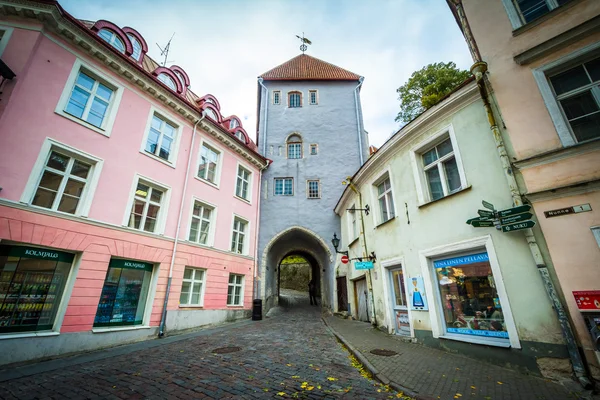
156, 32, 175, 66
295, 32, 312, 54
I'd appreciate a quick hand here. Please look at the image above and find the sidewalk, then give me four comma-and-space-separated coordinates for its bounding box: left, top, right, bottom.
324, 315, 591, 400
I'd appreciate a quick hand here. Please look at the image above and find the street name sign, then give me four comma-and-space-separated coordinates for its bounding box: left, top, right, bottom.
544, 203, 592, 218
355, 261, 374, 270
478, 209, 494, 218
500, 213, 533, 225
501, 220, 536, 232
471, 220, 494, 228
498, 204, 531, 218
482, 200, 495, 210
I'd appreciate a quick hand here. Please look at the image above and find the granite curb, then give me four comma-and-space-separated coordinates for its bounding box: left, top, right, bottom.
321, 316, 436, 400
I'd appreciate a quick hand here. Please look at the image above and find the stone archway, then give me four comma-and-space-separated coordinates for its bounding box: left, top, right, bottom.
260, 226, 333, 313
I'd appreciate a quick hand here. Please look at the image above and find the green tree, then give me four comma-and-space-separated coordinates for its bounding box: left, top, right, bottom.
395, 62, 470, 124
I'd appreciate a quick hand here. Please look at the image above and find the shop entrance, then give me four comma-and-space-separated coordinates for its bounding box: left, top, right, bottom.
388, 266, 411, 336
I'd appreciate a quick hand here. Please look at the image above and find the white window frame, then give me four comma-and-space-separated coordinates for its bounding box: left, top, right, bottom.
370, 169, 397, 226
273, 90, 281, 105
501, 0, 563, 30
196, 138, 223, 188
309, 89, 318, 105
533, 41, 600, 148
288, 91, 302, 108
274, 177, 294, 196
55, 59, 124, 137
234, 161, 253, 203
122, 174, 171, 235
157, 73, 177, 91
230, 214, 250, 255
0, 25, 14, 57
347, 203, 358, 242
307, 179, 321, 199
410, 126, 467, 205
592, 226, 600, 248
418, 235, 521, 349
310, 144, 318, 155
187, 197, 217, 247
179, 267, 207, 307
126, 34, 142, 61
139, 107, 183, 167
380, 256, 414, 337
98, 29, 125, 53
227, 273, 245, 306
20, 138, 103, 218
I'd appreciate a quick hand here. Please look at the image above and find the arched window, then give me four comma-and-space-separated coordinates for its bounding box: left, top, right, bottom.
126, 34, 142, 61
287, 134, 302, 159
98, 29, 125, 53
230, 119, 240, 130
157, 73, 177, 91
204, 108, 219, 121
234, 131, 245, 142
174, 71, 186, 88
288, 91, 302, 108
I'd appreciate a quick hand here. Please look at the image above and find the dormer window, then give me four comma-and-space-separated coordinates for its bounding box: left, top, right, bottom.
98, 29, 125, 54
234, 131, 245, 142
157, 73, 177, 91
126, 34, 142, 61
230, 119, 240, 130
174, 71, 186, 89
204, 108, 219, 121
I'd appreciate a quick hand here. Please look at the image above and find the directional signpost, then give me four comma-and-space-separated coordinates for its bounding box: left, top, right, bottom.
478, 209, 494, 218
471, 220, 494, 227
501, 220, 535, 232
467, 201, 536, 233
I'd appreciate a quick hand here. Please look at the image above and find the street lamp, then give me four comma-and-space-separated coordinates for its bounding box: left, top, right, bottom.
331, 233, 348, 256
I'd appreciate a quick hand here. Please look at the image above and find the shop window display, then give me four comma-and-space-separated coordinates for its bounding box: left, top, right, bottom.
0, 245, 73, 333
94, 259, 153, 327
434, 252, 508, 340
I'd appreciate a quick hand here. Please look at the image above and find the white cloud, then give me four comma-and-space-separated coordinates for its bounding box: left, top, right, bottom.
59, 0, 471, 147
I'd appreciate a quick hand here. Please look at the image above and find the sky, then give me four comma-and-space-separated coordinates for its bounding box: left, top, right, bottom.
59, 0, 472, 147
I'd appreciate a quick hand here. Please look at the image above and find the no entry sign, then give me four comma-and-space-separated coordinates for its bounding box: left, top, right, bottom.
341, 255, 349, 264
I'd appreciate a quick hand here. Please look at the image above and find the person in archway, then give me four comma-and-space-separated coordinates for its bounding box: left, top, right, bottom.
308, 279, 317, 306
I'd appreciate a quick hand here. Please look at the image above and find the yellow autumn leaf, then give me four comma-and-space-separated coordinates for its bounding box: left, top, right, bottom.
291, 376, 300, 379
277, 392, 286, 396
396, 393, 404, 398
470, 386, 476, 389
327, 377, 337, 381
286, 364, 292, 366
263, 389, 269, 392
317, 385, 322, 389
497, 381, 503, 385
307, 386, 314, 391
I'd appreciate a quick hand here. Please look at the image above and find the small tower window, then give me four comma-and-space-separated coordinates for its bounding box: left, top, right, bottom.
98, 29, 125, 53
288, 91, 302, 108
309, 90, 318, 105
310, 144, 318, 155
287, 134, 302, 159
157, 73, 177, 91
273, 91, 281, 105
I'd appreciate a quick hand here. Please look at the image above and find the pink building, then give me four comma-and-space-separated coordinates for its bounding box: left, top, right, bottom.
0, 0, 268, 365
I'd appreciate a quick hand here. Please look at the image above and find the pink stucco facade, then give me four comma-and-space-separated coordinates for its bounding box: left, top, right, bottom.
0, 5, 266, 364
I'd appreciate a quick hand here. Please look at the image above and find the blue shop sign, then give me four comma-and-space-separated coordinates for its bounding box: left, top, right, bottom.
355, 261, 374, 270
434, 252, 489, 269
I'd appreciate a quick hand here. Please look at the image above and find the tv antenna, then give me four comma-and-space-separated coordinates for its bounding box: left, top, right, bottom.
156, 33, 175, 66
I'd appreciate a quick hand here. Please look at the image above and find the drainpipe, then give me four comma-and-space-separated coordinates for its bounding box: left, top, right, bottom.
158, 110, 207, 337
258, 78, 269, 156
253, 159, 271, 300
471, 62, 591, 388
353, 77, 365, 166
345, 176, 377, 327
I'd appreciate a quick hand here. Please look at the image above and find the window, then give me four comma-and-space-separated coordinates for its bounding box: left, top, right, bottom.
421, 138, 461, 201
179, 268, 206, 306
376, 177, 395, 223
188, 200, 214, 245
274, 178, 293, 196
174, 71, 186, 89
31, 150, 92, 215
126, 34, 142, 61
198, 143, 220, 185
288, 91, 302, 108
0, 245, 74, 333
157, 73, 177, 91
310, 144, 318, 155
128, 180, 165, 233
230, 119, 239, 130
94, 259, 153, 328
64, 70, 115, 129
513, 0, 571, 24
144, 113, 177, 162
98, 29, 125, 53
349, 204, 358, 241
234, 131, 245, 142
307, 180, 320, 199
309, 90, 318, 105
547, 55, 600, 143
236, 165, 251, 201
592, 227, 600, 248
0, 26, 13, 57
227, 274, 244, 306
273, 91, 281, 105
287, 134, 302, 159
231, 217, 248, 254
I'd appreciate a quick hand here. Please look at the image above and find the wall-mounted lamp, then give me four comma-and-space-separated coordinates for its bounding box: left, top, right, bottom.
331, 233, 348, 256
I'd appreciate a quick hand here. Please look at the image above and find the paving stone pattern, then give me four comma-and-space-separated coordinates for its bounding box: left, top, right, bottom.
0, 299, 400, 399
325, 315, 585, 400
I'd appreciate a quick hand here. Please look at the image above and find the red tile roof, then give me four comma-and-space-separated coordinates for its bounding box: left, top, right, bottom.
259, 54, 361, 81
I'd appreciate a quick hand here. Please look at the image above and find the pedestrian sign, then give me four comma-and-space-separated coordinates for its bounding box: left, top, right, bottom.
500, 213, 533, 225
498, 204, 531, 218
355, 261, 374, 270
478, 209, 494, 218
482, 200, 495, 210
471, 220, 494, 228
501, 220, 536, 232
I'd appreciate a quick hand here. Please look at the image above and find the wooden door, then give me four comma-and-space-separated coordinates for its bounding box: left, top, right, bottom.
355, 278, 369, 322
336, 277, 348, 312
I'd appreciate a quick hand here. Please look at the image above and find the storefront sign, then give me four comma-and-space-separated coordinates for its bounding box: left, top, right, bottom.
573, 290, 600, 311
108, 258, 154, 271
544, 204, 592, 218
434, 253, 489, 268
447, 327, 509, 338
355, 261, 374, 270
409, 276, 428, 311
3, 246, 74, 263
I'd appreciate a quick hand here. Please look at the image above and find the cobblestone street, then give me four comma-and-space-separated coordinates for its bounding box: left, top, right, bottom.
0, 292, 401, 399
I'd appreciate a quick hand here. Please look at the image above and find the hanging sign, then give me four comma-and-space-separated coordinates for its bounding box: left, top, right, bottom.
573, 291, 600, 311
355, 261, 374, 270
409, 276, 428, 311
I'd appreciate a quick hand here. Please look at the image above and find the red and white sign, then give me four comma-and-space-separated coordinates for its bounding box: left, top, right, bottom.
573, 291, 600, 311
341, 255, 349, 264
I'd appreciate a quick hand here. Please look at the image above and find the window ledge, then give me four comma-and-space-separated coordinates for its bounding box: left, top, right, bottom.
439, 334, 511, 348
418, 185, 472, 209
92, 325, 152, 334
178, 305, 205, 309
120, 225, 165, 237
375, 216, 397, 229
512, 0, 584, 37
234, 195, 252, 205
54, 110, 111, 137
194, 176, 220, 189
348, 237, 360, 247
227, 305, 245, 308
0, 331, 59, 340
139, 150, 176, 169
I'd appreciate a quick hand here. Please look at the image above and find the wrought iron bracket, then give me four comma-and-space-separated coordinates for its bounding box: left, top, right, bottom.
346, 204, 370, 216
